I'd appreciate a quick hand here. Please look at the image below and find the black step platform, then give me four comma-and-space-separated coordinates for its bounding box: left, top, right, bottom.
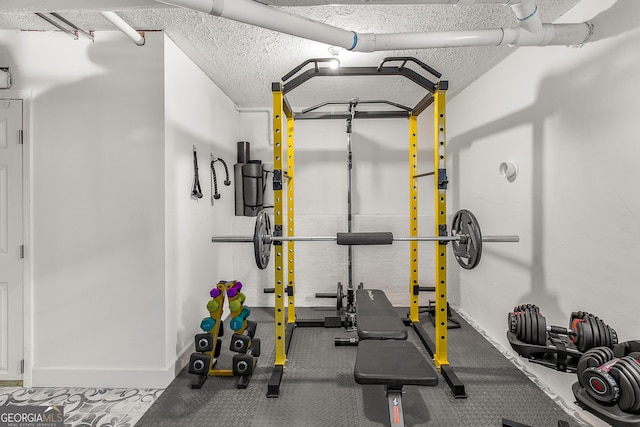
354, 340, 438, 387
356, 289, 407, 340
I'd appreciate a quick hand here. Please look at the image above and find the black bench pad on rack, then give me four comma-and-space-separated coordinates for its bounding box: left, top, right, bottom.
354, 340, 438, 388
356, 289, 408, 340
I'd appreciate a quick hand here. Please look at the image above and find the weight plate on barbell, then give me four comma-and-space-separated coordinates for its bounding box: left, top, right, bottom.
254, 210, 271, 270
451, 209, 483, 270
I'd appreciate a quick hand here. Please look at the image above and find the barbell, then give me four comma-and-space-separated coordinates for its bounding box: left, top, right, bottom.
211, 209, 519, 270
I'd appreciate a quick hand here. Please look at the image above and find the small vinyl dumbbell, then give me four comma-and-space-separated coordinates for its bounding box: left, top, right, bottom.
230, 307, 251, 332
227, 281, 243, 299
207, 299, 220, 313
200, 317, 216, 333
228, 293, 246, 312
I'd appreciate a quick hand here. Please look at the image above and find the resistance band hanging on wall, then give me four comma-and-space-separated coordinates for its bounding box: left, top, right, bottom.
192, 145, 203, 199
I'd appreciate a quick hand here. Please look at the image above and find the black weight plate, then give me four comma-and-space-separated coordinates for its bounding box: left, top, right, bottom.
593, 316, 607, 348
598, 318, 611, 348
611, 359, 637, 412
337, 282, 343, 311
516, 312, 524, 341
524, 310, 532, 344
528, 310, 536, 344
536, 313, 547, 346
253, 210, 271, 270
451, 209, 483, 270
620, 357, 640, 414
577, 319, 594, 353
601, 319, 613, 349
589, 316, 603, 350
520, 312, 528, 343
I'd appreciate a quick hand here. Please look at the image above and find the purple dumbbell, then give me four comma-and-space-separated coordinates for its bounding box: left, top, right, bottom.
210, 287, 222, 299
227, 281, 243, 298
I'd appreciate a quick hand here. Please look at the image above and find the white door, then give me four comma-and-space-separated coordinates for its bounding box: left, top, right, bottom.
0, 98, 23, 381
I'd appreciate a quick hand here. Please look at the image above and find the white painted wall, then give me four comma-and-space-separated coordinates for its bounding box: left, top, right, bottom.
445, 0, 640, 421
0, 30, 244, 388
0, 30, 167, 387
163, 35, 240, 374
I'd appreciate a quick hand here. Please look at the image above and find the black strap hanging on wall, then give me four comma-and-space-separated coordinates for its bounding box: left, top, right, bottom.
191, 146, 203, 199
210, 154, 231, 203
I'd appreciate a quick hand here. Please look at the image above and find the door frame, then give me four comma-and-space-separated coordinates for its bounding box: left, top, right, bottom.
1, 90, 32, 386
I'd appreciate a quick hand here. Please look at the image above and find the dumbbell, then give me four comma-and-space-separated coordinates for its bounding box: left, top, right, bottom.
231, 338, 261, 376
577, 341, 640, 414
188, 352, 211, 376
230, 307, 251, 332
200, 317, 216, 333
508, 305, 617, 352
210, 287, 222, 299
207, 299, 220, 313
194, 333, 223, 357
227, 281, 243, 298
229, 293, 246, 312
229, 333, 261, 357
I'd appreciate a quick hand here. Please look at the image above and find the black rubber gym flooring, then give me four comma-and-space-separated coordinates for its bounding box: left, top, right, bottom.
137, 307, 587, 427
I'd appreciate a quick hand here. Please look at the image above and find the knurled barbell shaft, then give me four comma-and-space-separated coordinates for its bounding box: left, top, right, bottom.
210, 234, 520, 243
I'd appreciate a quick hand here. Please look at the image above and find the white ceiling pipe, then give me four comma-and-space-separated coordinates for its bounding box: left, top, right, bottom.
156, 0, 592, 51
100, 11, 145, 45
158, 0, 358, 48
373, 23, 590, 49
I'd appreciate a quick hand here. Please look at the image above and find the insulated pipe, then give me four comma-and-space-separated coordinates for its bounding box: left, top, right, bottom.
100, 11, 145, 46
156, 0, 593, 50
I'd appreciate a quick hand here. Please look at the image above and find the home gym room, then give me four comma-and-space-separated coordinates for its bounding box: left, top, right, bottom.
0, 0, 638, 426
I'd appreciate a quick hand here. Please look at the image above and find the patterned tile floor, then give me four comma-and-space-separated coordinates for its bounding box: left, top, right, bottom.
0, 387, 163, 426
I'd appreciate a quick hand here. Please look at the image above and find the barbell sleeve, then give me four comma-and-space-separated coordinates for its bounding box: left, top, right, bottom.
480, 235, 520, 243
211, 235, 254, 243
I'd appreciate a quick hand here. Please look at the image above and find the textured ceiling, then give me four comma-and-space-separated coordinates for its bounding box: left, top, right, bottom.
0, 0, 580, 108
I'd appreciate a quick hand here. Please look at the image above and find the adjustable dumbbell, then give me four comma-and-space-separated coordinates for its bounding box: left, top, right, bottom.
508, 305, 617, 352
577, 341, 640, 414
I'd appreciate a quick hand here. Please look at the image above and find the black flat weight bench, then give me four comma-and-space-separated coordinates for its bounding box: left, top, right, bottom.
356, 289, 407, 340
353, 289, 438, 427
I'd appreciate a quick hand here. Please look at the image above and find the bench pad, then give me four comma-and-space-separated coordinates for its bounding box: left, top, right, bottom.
354, 340, 438, 387
356, 289, 407, 340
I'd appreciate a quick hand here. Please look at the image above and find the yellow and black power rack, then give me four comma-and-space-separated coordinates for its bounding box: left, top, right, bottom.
268, 57, 463, 399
